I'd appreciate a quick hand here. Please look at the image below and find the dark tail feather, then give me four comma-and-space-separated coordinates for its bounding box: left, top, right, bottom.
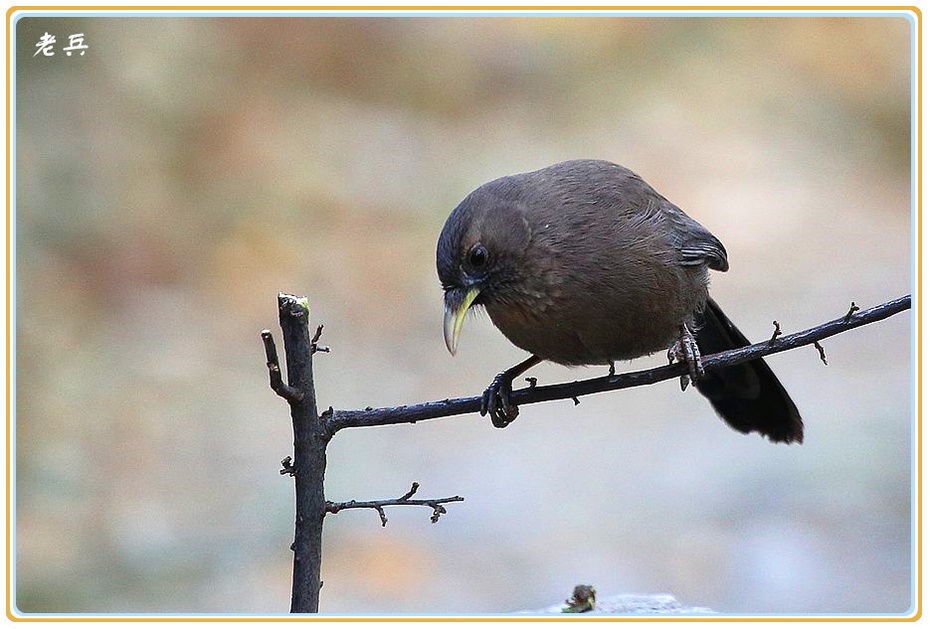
693, 299, 804, 444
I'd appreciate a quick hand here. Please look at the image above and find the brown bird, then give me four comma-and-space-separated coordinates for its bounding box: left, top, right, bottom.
436, 159, 803, 443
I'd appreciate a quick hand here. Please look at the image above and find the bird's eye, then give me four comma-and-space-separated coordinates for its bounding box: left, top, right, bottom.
467, 244, 489, 270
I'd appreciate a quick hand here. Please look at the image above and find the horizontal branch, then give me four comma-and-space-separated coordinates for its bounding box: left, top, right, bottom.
326, 295, 910, 433
325, 483, 465, 526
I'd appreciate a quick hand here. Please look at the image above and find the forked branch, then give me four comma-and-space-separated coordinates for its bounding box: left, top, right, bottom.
325, 483, 465, 527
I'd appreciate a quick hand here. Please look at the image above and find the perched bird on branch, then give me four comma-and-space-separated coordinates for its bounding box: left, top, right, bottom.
437, 159, 803, 443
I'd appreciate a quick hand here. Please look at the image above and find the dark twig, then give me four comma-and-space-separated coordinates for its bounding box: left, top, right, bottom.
310, 324, 330, 354
814, 341, 828, 365
262, 330, 303, 402
399, 482, 420, 500
325, 483, 465, 527
280, 456, 296, 476
769, 321, 782, 345
326, 295, 910, 433
844, 301, 860, 323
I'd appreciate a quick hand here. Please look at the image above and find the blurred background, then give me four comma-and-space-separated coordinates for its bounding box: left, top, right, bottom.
14, 13, 914, 615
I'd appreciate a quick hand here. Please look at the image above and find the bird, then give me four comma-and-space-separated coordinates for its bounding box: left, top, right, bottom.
436, 159, 803, 443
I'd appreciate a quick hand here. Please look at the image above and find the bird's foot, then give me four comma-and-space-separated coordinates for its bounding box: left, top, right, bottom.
481, 371, 520, 428
667, 325, 705, 391
479, 355, 542, 428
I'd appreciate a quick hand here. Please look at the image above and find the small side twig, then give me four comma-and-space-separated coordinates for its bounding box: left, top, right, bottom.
844, 301, 860, 323
262, 330, 304, 402
325, 483, 465, 527
769, 320, 782, 345
814, 341, 828, 365
280, 456, 296, 476
310, 324, 330, 354
398, 482, 420, 500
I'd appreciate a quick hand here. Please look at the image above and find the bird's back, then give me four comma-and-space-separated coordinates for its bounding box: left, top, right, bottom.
478, 160, 727, 364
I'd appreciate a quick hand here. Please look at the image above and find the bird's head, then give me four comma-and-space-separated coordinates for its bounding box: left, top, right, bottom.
436, 179, 532, 355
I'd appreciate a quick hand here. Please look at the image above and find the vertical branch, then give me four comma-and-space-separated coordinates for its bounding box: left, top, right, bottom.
274, 294, 330, 613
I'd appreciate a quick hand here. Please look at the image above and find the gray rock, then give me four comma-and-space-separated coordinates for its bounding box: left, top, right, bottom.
519, 592, 714, 615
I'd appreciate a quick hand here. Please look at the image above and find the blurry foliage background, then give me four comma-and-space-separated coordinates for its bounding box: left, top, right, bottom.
14, 14, 913, 615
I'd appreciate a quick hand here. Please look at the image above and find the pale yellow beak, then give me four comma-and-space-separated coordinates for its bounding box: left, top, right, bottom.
443, 286, 482, 355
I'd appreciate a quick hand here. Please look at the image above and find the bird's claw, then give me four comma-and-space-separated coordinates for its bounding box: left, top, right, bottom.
481, 372, 520, 428
667, 325, 704, 391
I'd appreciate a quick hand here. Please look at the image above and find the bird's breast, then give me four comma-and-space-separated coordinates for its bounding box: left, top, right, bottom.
485, 250, 707, 366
